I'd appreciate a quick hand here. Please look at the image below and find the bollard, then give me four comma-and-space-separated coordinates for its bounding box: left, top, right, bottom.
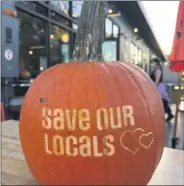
1, 103, 6, 122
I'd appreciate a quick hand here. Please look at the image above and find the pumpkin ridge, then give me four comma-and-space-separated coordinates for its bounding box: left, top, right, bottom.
91, 63, 108, 184
104, 62, 133, 184
97, 62, 124, 184
103, 62, 130, 183
110, 62, 147, 183
117, 62, 156, 183
64, 62, 80, 184
125, 62, 165, 172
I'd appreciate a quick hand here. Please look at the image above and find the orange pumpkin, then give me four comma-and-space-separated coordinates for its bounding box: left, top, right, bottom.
20, 71, 31, 79
3, 9, 17, 17
19, 1, 165, 185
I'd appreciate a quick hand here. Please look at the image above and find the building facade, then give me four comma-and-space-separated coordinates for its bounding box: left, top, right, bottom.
1, 1, 166, 119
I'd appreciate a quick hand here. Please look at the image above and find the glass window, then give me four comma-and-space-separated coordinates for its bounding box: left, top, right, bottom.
50, 25, 70, 66
105, 18, 112, 38
51, 11, 69, 25
17, 11, 47, 79
138, 49, 142, 63
15, 1, 48, 16
113, 24, 119, 38
134, 46, 138, 65
130, 42, 134, 61
72, 23, 78, 30
72, 1, 83, 20
102, 41, 117, 61
49, 1, 69, 16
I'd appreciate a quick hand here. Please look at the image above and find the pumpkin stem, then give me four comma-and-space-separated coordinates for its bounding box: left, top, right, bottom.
72, 1, 107, 62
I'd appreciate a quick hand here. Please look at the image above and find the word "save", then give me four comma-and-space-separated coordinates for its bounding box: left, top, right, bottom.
42, 105, 135, 131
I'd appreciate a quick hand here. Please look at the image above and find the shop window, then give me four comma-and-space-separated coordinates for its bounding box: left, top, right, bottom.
103, 41, 117, 61
105, 18, 112, 38
49, 1, 69, 16
15, 1, 48, 16
17, 11, 47, 79
113, 24, 119, 38
50, 25, 70, 66
138, 49, 142, 64
130, 42, 134, 62
134, 45, 138, 65
51, 11, 69, 25
72, 1, 83, 20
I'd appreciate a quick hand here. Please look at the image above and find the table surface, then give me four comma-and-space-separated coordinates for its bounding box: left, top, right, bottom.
2, 120, 184, 185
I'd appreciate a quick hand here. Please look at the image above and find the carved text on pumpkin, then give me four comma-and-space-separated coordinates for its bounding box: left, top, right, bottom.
42, 105, 134, 131
42, 105, 135, 157
44, 134, 115, 157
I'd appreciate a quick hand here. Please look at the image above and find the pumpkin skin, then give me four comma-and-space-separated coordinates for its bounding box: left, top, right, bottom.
19, 62, 165, 185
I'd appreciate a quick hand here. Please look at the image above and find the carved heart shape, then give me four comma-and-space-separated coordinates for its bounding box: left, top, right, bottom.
139, 132, 154, 149
120, 128, 145, 154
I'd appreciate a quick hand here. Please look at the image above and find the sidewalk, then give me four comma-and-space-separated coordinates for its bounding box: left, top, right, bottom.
165, 104, 184, 150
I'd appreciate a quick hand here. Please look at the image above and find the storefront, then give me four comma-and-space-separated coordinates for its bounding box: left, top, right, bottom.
2, 1, 120, 79
1, 1, 166, 120
1, 1, 121, 119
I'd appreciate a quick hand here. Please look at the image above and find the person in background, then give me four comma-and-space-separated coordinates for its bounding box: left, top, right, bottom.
150, 58, 174, 122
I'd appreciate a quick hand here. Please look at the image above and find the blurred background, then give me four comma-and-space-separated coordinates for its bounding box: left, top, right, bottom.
1, 1, 183, 149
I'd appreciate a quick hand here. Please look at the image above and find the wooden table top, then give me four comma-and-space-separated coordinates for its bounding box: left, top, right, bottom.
2, 120, 184, 185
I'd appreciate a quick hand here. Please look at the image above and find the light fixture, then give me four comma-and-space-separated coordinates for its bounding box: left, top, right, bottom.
108, 9, 113, 14
29, 50, 33, 55
72, 13, 77, 17
61, 32, 69, 43
174, 86, 184, 90
107, 12, 121, 17
164, 62, 168, 66
40, 67, 44, 71
134, 28, 139, 33
50, 34, 54, 39
30, 79, 34, 83
174, 86, 179, 90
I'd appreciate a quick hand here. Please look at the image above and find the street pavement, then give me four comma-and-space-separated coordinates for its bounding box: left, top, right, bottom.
165, 104, 184, 150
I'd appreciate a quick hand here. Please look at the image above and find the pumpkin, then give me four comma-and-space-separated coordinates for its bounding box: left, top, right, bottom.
19, 1, 165, 185
3, 9, 17, 17
20, 71, 31, 79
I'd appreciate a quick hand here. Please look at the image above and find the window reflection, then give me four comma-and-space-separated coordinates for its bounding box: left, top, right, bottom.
103, 41, 117, 61
113, 24, 119, 38
17, 10, 46, 79
50, 25, 70, 66
72, 1, 83, 20
138, 49, 142, 64
105, 18, 112, 38
50, 1, 69, 16
134, 46, 138, 64
130, 42, 133, 58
